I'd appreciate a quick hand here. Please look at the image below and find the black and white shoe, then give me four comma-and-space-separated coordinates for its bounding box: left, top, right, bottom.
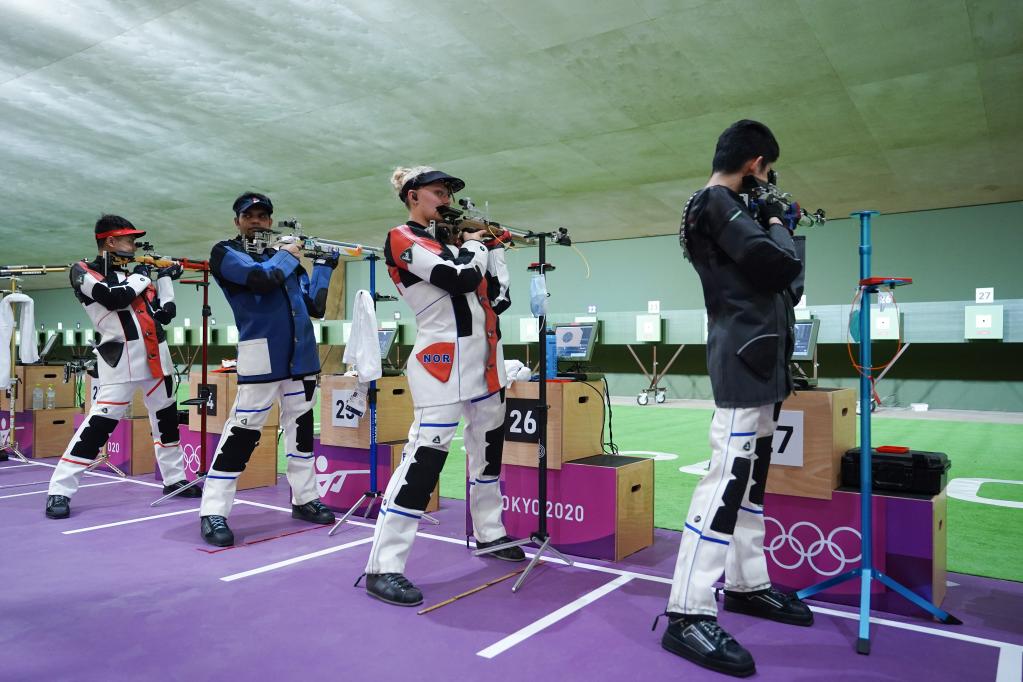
475, 536, 526, 562
200, 515, 234, 547
45, 495, 71, 519
723, 587, 814, 626
365, 573, 424, 607
660, 614, 755, 678
162, 480, 202, 498
292, 499, 335, 524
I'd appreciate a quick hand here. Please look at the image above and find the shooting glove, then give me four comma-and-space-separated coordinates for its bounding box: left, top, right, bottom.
158, 262, 183, 280
313, 252, 340, 270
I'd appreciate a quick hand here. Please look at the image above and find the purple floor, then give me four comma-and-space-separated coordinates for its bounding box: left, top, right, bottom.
2, 458, 1021, 681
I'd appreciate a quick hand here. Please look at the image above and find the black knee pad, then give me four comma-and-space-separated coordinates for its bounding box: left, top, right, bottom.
69, 415, 119, 460
155, 404, 179, 444
303, 378, 316, 402
296, 409, 313, 453
481, 425, 505, 478
162, 375, 174, 399
213, 426, 261, 473
393, 446, 447, 511
772, 401, 782, 422
749, 436, 773, 506
710, 456, 752, 535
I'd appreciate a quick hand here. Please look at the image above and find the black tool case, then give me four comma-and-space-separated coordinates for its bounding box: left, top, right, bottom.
842, 448, 951, 495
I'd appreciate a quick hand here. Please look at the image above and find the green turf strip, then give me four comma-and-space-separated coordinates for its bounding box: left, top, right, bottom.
437, 405, 1023, 583
977, 482, 1023, 503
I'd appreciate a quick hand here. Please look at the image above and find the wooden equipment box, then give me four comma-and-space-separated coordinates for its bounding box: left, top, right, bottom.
499, 455, 653, 561
766, 387, 855, 500
502, 380, 605, 470
4, 365, 77, 412
31, 408, 81, 458
319, 375, 413, 448
187, 371, 279, 434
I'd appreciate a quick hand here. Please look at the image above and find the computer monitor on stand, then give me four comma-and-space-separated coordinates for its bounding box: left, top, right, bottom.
791, 318, 820, 388
378, 328, 402, 376
553, 322, 597, 378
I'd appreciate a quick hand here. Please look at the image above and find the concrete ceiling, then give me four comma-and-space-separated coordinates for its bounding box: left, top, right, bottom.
1, 0, 1021, 284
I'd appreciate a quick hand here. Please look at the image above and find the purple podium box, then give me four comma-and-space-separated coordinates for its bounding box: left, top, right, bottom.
764, 489, 947, 616
313, 439, 414, 519
480, 456, 654, 562
166, 426, 276, 491
0, 411, 34, 457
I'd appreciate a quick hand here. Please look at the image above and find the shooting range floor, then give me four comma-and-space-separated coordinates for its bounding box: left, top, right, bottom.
1, 457, 1021, 682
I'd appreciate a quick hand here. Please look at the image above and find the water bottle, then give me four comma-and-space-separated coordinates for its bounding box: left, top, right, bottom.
45, 384, 56, 410
32, 384, 44, 410
545, 331, 558, 378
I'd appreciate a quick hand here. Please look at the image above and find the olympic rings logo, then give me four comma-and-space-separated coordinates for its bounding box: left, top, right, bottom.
764, 517, 861, 577
181, 443, 200, 474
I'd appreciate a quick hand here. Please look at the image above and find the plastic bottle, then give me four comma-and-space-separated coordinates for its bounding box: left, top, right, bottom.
45, 384, 56, 410
32, 383, 44, 410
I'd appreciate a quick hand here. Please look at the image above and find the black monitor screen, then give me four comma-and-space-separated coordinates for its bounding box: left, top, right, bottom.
791, 319, 820, 362
378, 328, 397, 359
554, 323, 596, 362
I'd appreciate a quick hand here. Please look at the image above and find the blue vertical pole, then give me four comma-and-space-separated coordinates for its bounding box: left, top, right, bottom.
854, 209, 878, 653
368, 254, 378, 494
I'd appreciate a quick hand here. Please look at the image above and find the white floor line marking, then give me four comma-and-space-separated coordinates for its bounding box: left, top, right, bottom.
808, 605, 1020, 650
11, 459, 163, 488
996, 645, 1023, 682
62, 507, 200, 534
477, 575, 634, 658
0, 480, 123, 500
0, 463, 38, 470
0, 480, 53, 489
220, 536, 375, 582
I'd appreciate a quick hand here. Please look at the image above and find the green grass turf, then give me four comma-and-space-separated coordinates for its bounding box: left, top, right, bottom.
434, 405, 1023, 583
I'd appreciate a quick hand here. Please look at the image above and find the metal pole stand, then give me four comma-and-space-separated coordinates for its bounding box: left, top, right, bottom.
2, 276, 32, 464
152, 265, 211, 506
474, 230, 575, 591
328, 254, 436, 536
626, 344, 685, 405
795, 211, 960, 654
84, 451, 127, 477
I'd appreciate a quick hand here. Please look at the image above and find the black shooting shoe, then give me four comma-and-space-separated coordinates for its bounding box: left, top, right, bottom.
45, 495, 71, 519
475, 536, 526, 562
723, 587, 814, 626
162, 480, 202, 498
661, 614, 755, 678
292, 499, 335, 524
200, 515, 234, 547
365, 573, 424, 607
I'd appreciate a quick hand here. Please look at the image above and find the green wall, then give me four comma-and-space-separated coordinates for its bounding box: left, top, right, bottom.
22, 201, 1023, 411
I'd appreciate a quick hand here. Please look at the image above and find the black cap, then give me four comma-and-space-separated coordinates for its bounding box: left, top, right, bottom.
399, 170, 465, 203
233, 193, 274, 216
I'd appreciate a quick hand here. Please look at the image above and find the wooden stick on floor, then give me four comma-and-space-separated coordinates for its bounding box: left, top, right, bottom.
417, 566, 535, 616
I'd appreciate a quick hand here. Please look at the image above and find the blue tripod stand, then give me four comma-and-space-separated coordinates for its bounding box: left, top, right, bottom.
795, 210, 961, 654
329, 252, 437, 534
